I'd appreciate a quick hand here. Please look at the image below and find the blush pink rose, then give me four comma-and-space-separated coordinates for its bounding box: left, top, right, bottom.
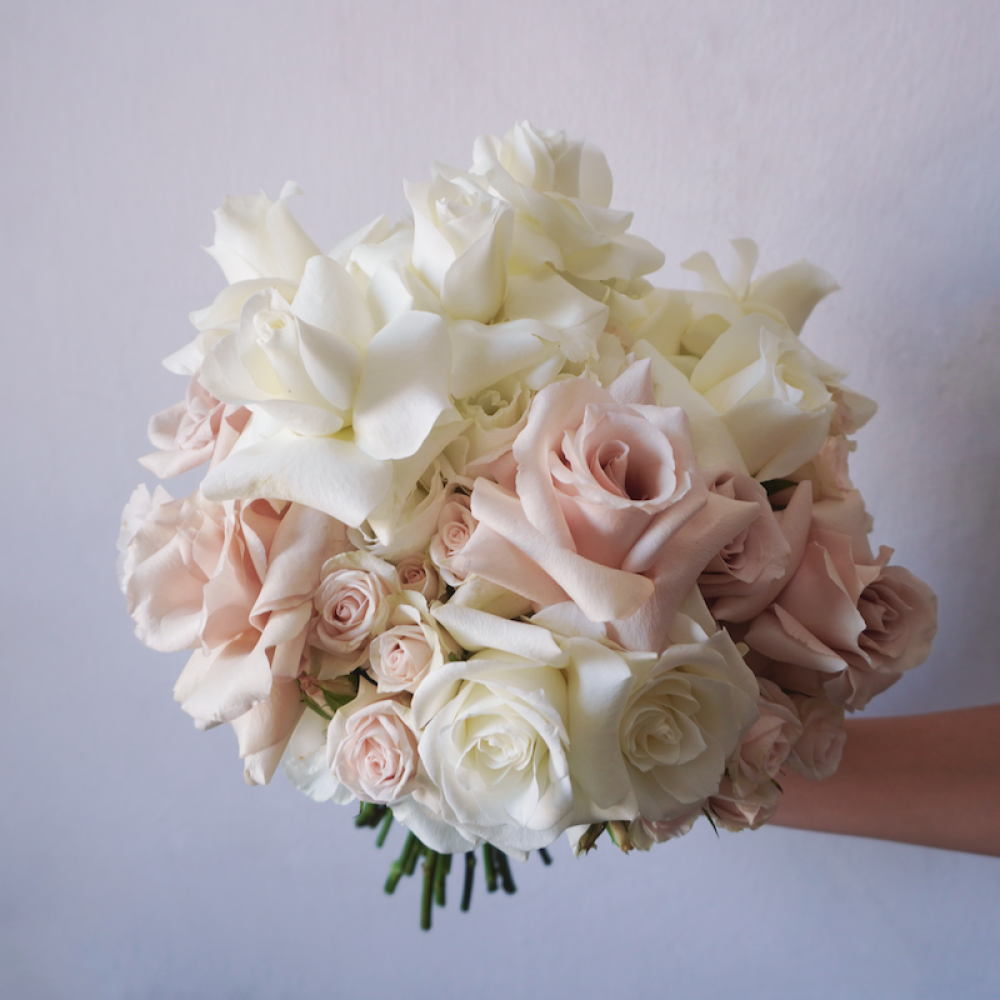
744, 496, 937, 710
172, 504, 349, 786
429, 492, 477, 586
309, 552, 399, 671
707, 774, 780, 832
118, 487, 283, 652
394, 553, 442, 600
140, 375, 250, 479
369, 624, 433, 691
628, 806, 702, 850
726, 677, 802, 798
458, 362, 759, 651
787, 695, 846, 780
326, 681, 421, 804
787, 435, 855, 502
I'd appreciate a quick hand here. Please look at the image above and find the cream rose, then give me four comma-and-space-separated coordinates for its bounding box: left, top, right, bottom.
598, 616, 759, 822
394, 608, 575, 854
522, 599, 759, 825
406, 174, 513, 323
689, 313, 847, 479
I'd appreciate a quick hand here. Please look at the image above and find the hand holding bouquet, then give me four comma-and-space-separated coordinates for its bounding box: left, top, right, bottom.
119, 122, 937, 926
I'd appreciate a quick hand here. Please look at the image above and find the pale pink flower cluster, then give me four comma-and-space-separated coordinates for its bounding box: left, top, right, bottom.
120, 122, 936, 857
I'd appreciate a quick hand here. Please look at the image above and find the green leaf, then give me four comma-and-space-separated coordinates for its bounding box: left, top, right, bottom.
322, 689, 355, 714
702, 807, 720, 837
300, 693, 332, 721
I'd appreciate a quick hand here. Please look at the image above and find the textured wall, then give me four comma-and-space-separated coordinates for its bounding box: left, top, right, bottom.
2, 1, 998, 997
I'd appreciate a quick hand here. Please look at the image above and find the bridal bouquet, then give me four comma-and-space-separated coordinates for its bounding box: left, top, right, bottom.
119, 122, 937, 927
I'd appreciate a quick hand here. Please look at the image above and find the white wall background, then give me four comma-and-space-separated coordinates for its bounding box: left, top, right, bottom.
3, 1, 999, 997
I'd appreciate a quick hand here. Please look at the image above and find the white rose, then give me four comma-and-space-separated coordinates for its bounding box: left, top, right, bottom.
455, 381, 532, 474
347, 461, 456, 560
161, 183, 318, 377
205, 181, 320, 286
199, 276, 461, 528
200, 281, 363, 436
688, 313, 845, 479
410, 651, 572, 854
565, 608, 760, 823
406, 174, 514, 323
402, 609, 574, 854
469, 121, 664, 284
680, 238, 840, 350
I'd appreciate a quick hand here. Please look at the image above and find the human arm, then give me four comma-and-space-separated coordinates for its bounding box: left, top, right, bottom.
771, 706, 1000, 857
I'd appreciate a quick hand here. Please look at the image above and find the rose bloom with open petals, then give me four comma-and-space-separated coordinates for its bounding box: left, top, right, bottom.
459, 361, 758, 653
326, 681, 422, 804
744, 496, 937, 709
309, 552, 399, 672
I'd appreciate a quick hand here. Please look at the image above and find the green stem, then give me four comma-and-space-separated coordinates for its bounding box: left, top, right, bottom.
434, 852, 450, 907
483, 844, 498, 893
385, 832, 417, 895
375, 810, 393, 848
495, 850, 517, 895
355, 802, 376, 827
460, 851, 476, 912
421, 852, 438, 931
403, 836, 424, 876
301, 693, 333, 721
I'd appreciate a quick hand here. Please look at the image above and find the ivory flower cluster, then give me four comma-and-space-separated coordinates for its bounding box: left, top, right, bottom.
120, 122, 936, 867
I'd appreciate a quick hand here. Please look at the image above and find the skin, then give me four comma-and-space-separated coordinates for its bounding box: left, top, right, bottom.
771, 706, 1000, 858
